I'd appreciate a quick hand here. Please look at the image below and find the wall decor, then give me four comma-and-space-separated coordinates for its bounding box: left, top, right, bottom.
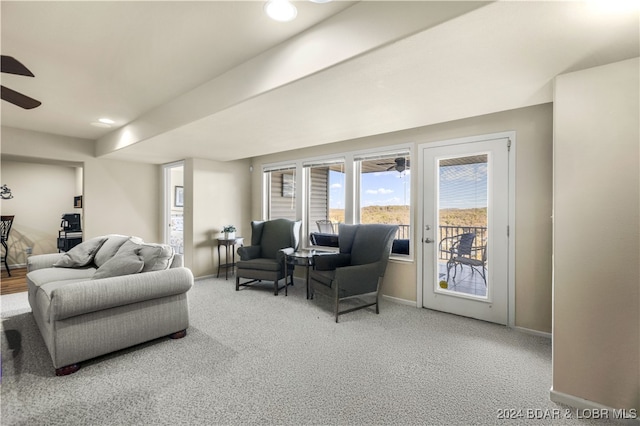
282, 173, 295, 198
174, 186, 184, 207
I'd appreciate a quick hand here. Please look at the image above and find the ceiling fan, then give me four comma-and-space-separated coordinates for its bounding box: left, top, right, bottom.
1, 55, 42, 109
378, 157, 410, 173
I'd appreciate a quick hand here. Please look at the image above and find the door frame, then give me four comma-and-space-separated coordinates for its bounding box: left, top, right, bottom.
416, 131, 516, 327
162, 160, 185, 249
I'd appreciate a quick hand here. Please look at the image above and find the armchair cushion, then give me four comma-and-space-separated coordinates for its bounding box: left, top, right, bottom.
260, 220, 295, 259
237, 258, 281, 272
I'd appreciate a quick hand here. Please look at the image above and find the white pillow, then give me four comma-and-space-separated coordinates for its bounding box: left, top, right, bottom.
93, 243, 144, 279
129, 237, 175, 271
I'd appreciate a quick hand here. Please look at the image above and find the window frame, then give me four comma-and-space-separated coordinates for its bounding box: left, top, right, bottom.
303, 157, 346, 249
261, 144, 413, 259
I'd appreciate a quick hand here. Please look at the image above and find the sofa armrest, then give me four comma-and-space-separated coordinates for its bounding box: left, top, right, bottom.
49, 267, 194, 321
27, 253, 66, 272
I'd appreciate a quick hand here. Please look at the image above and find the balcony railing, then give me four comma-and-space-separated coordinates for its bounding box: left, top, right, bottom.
310, 222, 487, 260
438, 225, 487, 261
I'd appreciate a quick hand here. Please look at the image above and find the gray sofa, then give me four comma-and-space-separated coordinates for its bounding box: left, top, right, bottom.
27, 234, 193, 376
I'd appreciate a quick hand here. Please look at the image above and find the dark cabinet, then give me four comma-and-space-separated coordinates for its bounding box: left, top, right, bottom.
57, 231, 82, 252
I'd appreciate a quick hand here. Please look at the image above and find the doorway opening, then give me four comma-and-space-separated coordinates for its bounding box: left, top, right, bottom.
163, 161, 184, 255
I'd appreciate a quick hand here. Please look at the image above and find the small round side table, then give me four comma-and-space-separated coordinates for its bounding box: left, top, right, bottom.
217, 237, 244, 280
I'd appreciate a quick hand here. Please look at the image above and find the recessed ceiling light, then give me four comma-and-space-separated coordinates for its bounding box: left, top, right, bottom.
264, 0, 298, 22
90, 122, 112, 128
98, 118, 115, 125
309, 0, 332, 3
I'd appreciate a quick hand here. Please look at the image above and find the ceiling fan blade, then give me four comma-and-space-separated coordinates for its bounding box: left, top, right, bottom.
1, 55, 35, 77
1, 85, 41, 109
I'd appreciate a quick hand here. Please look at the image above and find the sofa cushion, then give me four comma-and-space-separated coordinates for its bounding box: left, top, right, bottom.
142, 243, 174, 271
93, 243, 144, 280
129, 237, 175, 271
28, 267, 97, 288
94, 234, 131, 268
53, 236, 108, 268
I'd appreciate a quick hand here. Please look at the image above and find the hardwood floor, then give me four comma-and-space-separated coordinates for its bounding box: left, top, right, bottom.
1, 267, 28, 295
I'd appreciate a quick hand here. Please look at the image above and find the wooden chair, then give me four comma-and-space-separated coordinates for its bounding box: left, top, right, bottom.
1, 215, 15, 276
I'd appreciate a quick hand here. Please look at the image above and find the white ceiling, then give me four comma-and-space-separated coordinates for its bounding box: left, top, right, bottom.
1, 1, 638, 164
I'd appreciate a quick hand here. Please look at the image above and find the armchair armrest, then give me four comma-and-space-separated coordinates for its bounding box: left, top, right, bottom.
276, 247, 295, 263
334, 263, 381, 296
27, 253, 66, 272
237, 245, 261, 260
313, 253, 351, 271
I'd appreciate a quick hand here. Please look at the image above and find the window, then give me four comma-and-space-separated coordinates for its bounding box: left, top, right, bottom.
264, 165, 297, 220
355, 150, 411, 255
262, 147, 412, 257
304, 159, 345, 245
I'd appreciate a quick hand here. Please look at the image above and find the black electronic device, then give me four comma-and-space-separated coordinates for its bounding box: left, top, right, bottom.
60, 213, 82, 232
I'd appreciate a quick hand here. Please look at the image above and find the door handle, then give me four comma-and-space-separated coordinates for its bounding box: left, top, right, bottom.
424, 238, 434, 244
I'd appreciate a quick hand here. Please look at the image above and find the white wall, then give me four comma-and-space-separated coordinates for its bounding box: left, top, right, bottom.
0, 160, 78, 265
82, 157, 159, 241
184, 157, 252, 277
251, 103, 554, 333
553, 58, 639, 410
1, 127, 162, 245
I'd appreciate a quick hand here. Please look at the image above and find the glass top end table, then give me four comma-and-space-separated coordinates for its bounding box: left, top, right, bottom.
284, 249, 334, 298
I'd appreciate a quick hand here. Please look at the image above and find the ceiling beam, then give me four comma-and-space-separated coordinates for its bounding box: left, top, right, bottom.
95, 1, 490, 159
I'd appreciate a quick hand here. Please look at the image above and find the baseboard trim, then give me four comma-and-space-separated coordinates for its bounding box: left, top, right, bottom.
1, 263, 27, 270
382, 294, 417, 307
550, 388, 639, 421
514, 326, 551, 339
195, 274, 217, 282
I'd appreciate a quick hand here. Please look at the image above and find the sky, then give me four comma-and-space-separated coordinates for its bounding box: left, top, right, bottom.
329, 169, 411, 209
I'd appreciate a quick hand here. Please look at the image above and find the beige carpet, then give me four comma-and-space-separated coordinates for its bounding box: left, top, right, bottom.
0, 277, 612, 425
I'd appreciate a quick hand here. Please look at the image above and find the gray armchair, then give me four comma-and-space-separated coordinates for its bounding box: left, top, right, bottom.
309, 223, 398, 322
236, 219, 302, 296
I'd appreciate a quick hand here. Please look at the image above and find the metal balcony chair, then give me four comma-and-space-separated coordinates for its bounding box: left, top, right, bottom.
441, 232, 487, 286
316, 220, 335, 234
1, 215, 15, 277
